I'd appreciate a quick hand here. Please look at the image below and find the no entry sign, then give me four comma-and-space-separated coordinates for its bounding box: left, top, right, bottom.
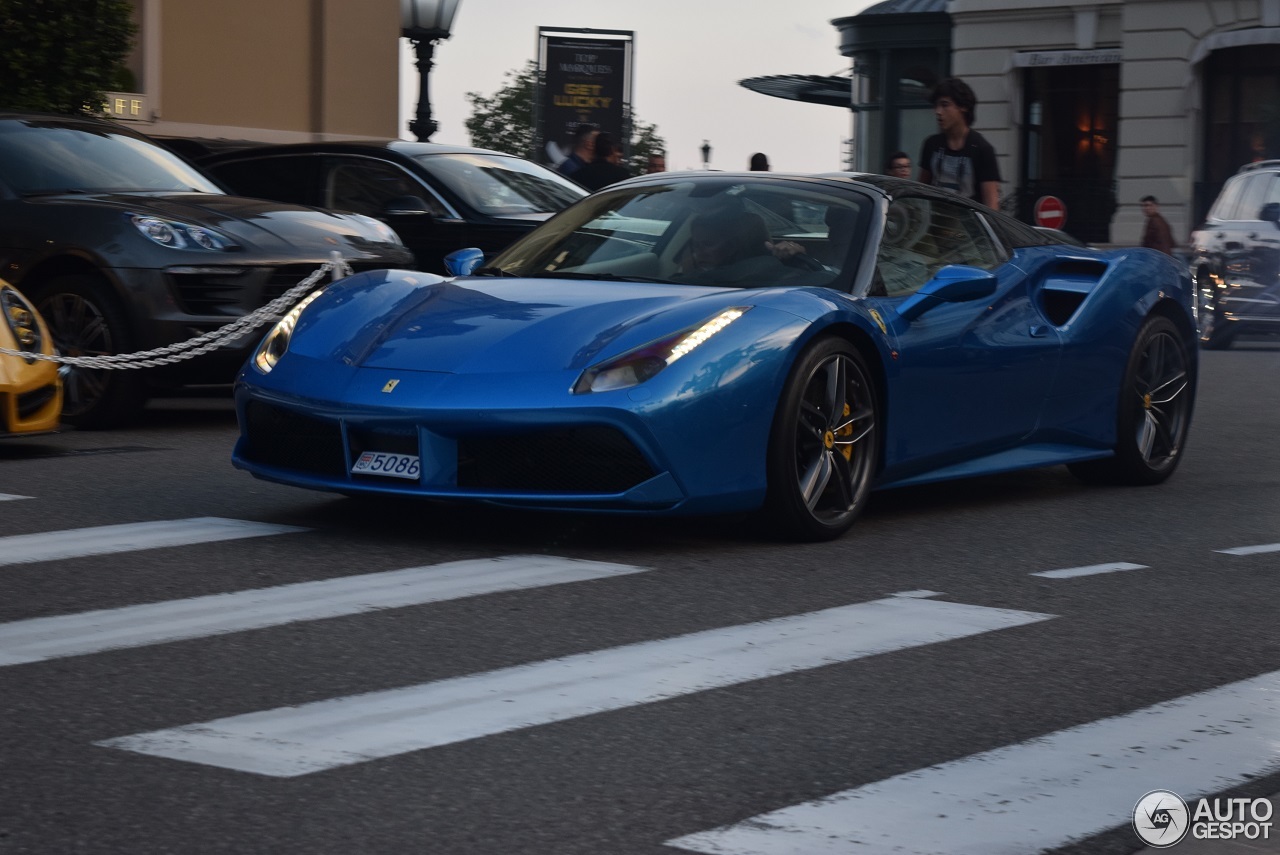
1034, 196, 1067, 229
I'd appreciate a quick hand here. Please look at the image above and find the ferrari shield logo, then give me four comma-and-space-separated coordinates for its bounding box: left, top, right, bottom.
869, 308, 887, 335
381, 379, 400, 393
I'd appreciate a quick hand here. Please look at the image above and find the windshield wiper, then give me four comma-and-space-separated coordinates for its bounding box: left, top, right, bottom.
528, 271, 673, 284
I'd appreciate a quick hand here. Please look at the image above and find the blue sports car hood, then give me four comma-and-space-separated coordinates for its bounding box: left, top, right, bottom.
298, 272, 756, 374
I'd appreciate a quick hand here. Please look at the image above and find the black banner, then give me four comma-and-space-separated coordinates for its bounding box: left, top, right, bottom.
536, 29, 633, 167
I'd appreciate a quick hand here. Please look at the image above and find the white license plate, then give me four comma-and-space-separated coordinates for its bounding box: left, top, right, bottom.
351, 451, 421, 480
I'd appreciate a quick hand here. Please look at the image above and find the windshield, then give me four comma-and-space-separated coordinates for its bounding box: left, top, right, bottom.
414, 152, 585, 216
483, 177, 872, 289
0, 119, 224, 195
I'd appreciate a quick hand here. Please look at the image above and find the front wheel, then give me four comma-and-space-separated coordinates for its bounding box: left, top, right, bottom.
1069, 315, 1194, 485
29, 274, 148, 429
765, 337, 880, 541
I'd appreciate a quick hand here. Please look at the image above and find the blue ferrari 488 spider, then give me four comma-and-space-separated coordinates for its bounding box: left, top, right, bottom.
232, 172, 1197, 540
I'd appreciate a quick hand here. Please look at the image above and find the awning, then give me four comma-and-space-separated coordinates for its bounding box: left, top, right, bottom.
738, 74, 851, 108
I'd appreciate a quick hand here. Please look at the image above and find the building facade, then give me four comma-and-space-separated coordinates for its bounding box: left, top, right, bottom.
109, 0, 402, 145
948, 0, 1280, 245
747, 0, 1280, 246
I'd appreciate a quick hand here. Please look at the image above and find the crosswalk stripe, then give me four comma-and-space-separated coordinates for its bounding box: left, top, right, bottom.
98, 597, 1053, 777
666, 669, 1280, 855
1030, 561, 1147, 579
0, 517, 308, 566
1217, 542, 1280, 556
0, 493, 31, 501
0, 555, 649, 666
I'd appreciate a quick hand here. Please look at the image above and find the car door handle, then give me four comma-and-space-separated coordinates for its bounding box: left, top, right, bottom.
1029, 324, 1051, 338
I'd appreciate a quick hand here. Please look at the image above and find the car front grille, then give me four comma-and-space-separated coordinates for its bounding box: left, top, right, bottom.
457, 426, 654, 493
169, 263, 386, 316
17, 384, 58, 420
241, 400, 347, 478
242, 402, 655, 496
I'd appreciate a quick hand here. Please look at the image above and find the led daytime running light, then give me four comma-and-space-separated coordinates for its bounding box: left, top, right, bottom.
666, 309, 744, 365
574, 307, 749, 394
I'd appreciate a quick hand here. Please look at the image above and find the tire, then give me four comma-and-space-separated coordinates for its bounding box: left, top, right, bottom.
764, 337, 880, 541
1069, 315, 1195, 486
29, 274, 148, 429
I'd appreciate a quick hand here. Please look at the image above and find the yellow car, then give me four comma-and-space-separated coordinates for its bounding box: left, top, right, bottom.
1, 280, 61, 435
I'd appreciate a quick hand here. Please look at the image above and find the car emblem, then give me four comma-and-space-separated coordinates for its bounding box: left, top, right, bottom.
869, 308, 887, 335
382, 379, 400, 393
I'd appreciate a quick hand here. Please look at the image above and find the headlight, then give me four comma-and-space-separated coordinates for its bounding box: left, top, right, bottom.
253, 288, 326, 374
572, 308, 749, 394
1, 285, 44, 360
132, 215, 231, 250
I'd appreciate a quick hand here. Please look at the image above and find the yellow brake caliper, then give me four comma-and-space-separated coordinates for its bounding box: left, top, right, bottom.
838, 401, 854, 461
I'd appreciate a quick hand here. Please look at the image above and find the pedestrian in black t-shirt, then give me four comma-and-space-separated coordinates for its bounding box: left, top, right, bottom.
917, 78, 1001, 208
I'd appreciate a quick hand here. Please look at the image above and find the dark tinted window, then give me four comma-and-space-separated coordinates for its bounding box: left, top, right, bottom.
324, 157, 450, 217
209, 155, 321, 206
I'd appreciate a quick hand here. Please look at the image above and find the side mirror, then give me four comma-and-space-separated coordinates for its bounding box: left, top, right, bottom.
443, 247, 485, 277
1260, 202, 1280, 225
383, 195, 435, 217
897, 265, 998, 321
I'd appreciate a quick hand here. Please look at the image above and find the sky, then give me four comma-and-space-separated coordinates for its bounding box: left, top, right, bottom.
399, 0, 877, 174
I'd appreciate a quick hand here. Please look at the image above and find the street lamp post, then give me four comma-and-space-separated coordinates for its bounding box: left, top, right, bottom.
402, 0, 462, 142
701, 139, 711, 170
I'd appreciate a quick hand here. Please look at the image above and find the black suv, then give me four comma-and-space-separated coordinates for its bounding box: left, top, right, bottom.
0, 112, 414, 427
199, 141, 587, 275
1189, 160, 1280, 348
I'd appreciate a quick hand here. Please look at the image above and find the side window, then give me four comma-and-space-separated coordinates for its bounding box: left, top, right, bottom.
324, 158, 448, 218
1266, 173, 1280, 206
1209, 175, 1246, 221
1234, 173, 1272, 221
209, 156, 319, 206
876, 196, 1000, 297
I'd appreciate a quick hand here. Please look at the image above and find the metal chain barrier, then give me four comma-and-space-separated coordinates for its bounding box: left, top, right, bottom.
0, 253, 354, 369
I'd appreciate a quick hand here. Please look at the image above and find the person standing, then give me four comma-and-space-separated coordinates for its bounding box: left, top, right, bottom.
572, 133, 632, 192
645, 152, 667, 173
1140, 195, 1176, 255
917, 78, 1001, 208
557, 123, 599, 179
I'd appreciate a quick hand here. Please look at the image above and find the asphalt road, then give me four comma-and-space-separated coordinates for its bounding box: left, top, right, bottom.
1, 343, 1278, 855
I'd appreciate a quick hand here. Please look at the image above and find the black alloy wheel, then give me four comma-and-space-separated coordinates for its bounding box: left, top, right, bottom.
1070, 314, 1194, 485
31, 275, 147, 428
765, 337, 880, 541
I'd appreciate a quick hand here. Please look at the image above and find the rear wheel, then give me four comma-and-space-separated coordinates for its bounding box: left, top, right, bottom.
30, 275, 148, 429
765, 337, 879, 541
1069, 315, 1194, 485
